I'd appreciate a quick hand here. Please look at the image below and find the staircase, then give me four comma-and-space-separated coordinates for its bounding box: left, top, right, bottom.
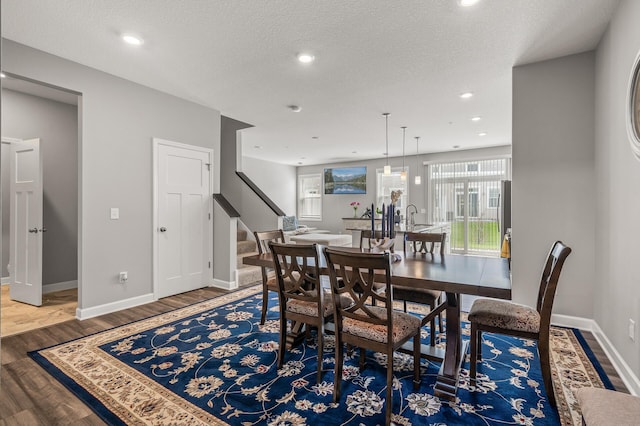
236, 229, 262, 287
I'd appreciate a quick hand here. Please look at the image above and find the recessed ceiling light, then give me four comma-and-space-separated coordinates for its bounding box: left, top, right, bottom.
352, 151, 357, 154
459, 0, 480, 7
297, 53, 315, 63
460, 92, 474, 99
288, 105, 302, 112
122, 34, 144, 46
471, 116, 481, 122
478, 132, 488, 136
453, 145, 461, 149
0, 72, 6, 78
298, 162, 303, 165
312, 136, 319, 139
253, 145, 262, 149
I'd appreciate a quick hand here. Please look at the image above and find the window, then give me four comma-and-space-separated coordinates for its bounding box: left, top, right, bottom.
487, 187, 499, 208
297, 173, 322, 220
376, 167, 409, 211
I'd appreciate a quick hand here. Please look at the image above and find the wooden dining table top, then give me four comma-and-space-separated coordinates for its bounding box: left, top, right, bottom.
243, 248, 511, 300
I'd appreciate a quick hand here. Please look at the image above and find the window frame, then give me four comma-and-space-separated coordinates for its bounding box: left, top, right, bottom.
297, 173, 322, 221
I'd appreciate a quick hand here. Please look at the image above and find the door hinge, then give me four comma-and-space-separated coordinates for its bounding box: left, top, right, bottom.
208, 261, 211, 268
208, 213, 211, 220
205, 163, 211, 171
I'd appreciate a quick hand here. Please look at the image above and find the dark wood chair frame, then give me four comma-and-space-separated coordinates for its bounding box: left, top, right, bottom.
270, 242, 332, 384
253, 229, 286, 325
359, 229, 384, 249
393, 232, 447, 346
469, 240, 572, 408
323, 247, 421, 426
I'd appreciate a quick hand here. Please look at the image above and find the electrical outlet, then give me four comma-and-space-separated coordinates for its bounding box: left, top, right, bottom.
119, 271, 128, 283
629, 319, 636, 341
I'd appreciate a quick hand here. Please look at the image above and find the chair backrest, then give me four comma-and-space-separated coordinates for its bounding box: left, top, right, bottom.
359, 229, 384, 249
404, 231, 447, 255
536, 240, 572, 331
269, 242, 322, 310
323, 247, 393, 341
253, 229, 285, 255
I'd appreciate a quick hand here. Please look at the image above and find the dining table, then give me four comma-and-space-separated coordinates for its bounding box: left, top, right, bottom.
242, 247, 511, 401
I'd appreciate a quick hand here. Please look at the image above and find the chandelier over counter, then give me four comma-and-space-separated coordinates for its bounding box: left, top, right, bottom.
414, 136, 422, 185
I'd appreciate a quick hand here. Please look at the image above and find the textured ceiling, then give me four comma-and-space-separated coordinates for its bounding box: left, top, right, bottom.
1, 0, 619, 165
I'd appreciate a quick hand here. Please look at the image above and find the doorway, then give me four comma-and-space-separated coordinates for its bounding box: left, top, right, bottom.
1, 76, 80, 335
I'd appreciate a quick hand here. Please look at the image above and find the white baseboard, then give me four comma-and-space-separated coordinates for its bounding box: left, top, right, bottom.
552, 313, 640, 396
1, 276, 9, 285
212, 278, 238, 291
76, 293, 155, 321
43, 280, 78, 294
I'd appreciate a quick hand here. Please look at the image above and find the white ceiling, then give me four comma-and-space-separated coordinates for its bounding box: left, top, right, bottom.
1, 0, 619, 166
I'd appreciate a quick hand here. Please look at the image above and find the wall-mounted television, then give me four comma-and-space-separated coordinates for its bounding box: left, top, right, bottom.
324, 166, 367, 194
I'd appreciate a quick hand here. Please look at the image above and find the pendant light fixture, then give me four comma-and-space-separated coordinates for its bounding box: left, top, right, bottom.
414, 136, 422, 185
400, 126, 407, 181
383, 113, 391, 175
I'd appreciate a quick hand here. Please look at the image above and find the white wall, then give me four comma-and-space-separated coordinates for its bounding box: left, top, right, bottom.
2, 40, 221, 312
243, 156, 296, 215
512, 52, 596, 318
594, 0, 640, 378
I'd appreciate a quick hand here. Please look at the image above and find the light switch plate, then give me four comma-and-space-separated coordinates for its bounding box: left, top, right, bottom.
110, 208, 120, 220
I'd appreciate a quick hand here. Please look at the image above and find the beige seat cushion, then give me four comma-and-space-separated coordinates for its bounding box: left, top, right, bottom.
392, 285, 440, 304
575, 387, 640, 425
343, 305, 421, 344
286, 291, 350, 318
468, 298, 540, 334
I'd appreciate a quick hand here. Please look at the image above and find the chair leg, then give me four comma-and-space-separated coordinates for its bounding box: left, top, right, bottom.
333, 335, 343, 403
403, 300, 408, 312
316, 324, 323, 384
538, 338, 556, 408
429, 301, 437, 347
469, 322, 478, 383
359, 347, 366, 371
385, 349, 394, 426
413, 334, 421, 390
277, 315, 287, 369
260, 286, 269, 325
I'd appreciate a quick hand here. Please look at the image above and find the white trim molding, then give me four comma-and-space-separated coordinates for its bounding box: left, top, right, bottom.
553, 314, 640, 396
43, 280, 78, 294
212, 277, 238, 291
76, 293, 154, 320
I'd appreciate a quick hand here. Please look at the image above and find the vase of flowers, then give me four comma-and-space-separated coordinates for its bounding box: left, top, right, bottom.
350, 201, 360, 218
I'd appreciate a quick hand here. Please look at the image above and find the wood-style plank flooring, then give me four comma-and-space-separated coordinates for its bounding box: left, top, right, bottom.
1, 286, 77, 337
0, 286, 629, 425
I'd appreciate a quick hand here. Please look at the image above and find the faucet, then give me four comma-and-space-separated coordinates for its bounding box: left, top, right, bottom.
405, 204, 418, 229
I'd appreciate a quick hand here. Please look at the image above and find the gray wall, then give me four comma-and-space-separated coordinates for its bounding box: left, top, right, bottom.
296, 146, 511, 234
221, 116, 282, 233
594, 0, 640, 378
1, 89, 78, 285
2, 40, 221, 311
243, 156, 296, 216
512, 52, 596, 318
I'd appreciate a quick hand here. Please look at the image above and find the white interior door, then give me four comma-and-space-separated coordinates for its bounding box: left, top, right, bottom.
155, 139, 212, 299
9, 138, 43, 306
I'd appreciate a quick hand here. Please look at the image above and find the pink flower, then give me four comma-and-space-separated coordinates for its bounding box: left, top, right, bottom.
350, 201, 360, 207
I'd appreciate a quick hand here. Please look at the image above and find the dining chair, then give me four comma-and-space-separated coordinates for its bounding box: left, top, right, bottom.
468, 240, 572, 408
359, 229, 383, 249
323, 247, 421, 426
392, 232, 447, 346
253, 229, 286, 325
269, 242, 334, 384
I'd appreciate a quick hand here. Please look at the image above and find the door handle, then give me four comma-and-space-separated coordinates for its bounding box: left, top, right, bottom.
29, 228, 39, 234
39, 228, 48, 233
159, 227, 167, 232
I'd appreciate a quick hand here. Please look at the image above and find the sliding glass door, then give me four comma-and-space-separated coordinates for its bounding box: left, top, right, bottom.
428, 158, 510, 256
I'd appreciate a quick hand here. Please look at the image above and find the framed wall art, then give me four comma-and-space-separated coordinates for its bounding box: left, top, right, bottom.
324, 166, 366, 194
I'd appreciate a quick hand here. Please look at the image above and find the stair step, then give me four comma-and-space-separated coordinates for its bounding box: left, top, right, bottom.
236, 265, 262, 287
237, 251, 259, 268
237, 229, 248, 241
237, 240, 257, 255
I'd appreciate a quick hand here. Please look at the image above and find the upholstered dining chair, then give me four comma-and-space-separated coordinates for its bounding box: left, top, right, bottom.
359, 229, 383, 249
468, 240, 572, 408
253, 229, 285, 325
269, 242, 333, 384
392, 232, 447, 346
323, 247, 421, 426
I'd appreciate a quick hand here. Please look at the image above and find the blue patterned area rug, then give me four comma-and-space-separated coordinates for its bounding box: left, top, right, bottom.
30, 286, 613, 425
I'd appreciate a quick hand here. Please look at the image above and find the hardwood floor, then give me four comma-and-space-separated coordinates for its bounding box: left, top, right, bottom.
0, 285, 629, 425
1, 285, 77, 337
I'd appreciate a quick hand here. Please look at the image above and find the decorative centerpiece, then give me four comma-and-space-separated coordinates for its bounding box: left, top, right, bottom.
350, 201, 360, 218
